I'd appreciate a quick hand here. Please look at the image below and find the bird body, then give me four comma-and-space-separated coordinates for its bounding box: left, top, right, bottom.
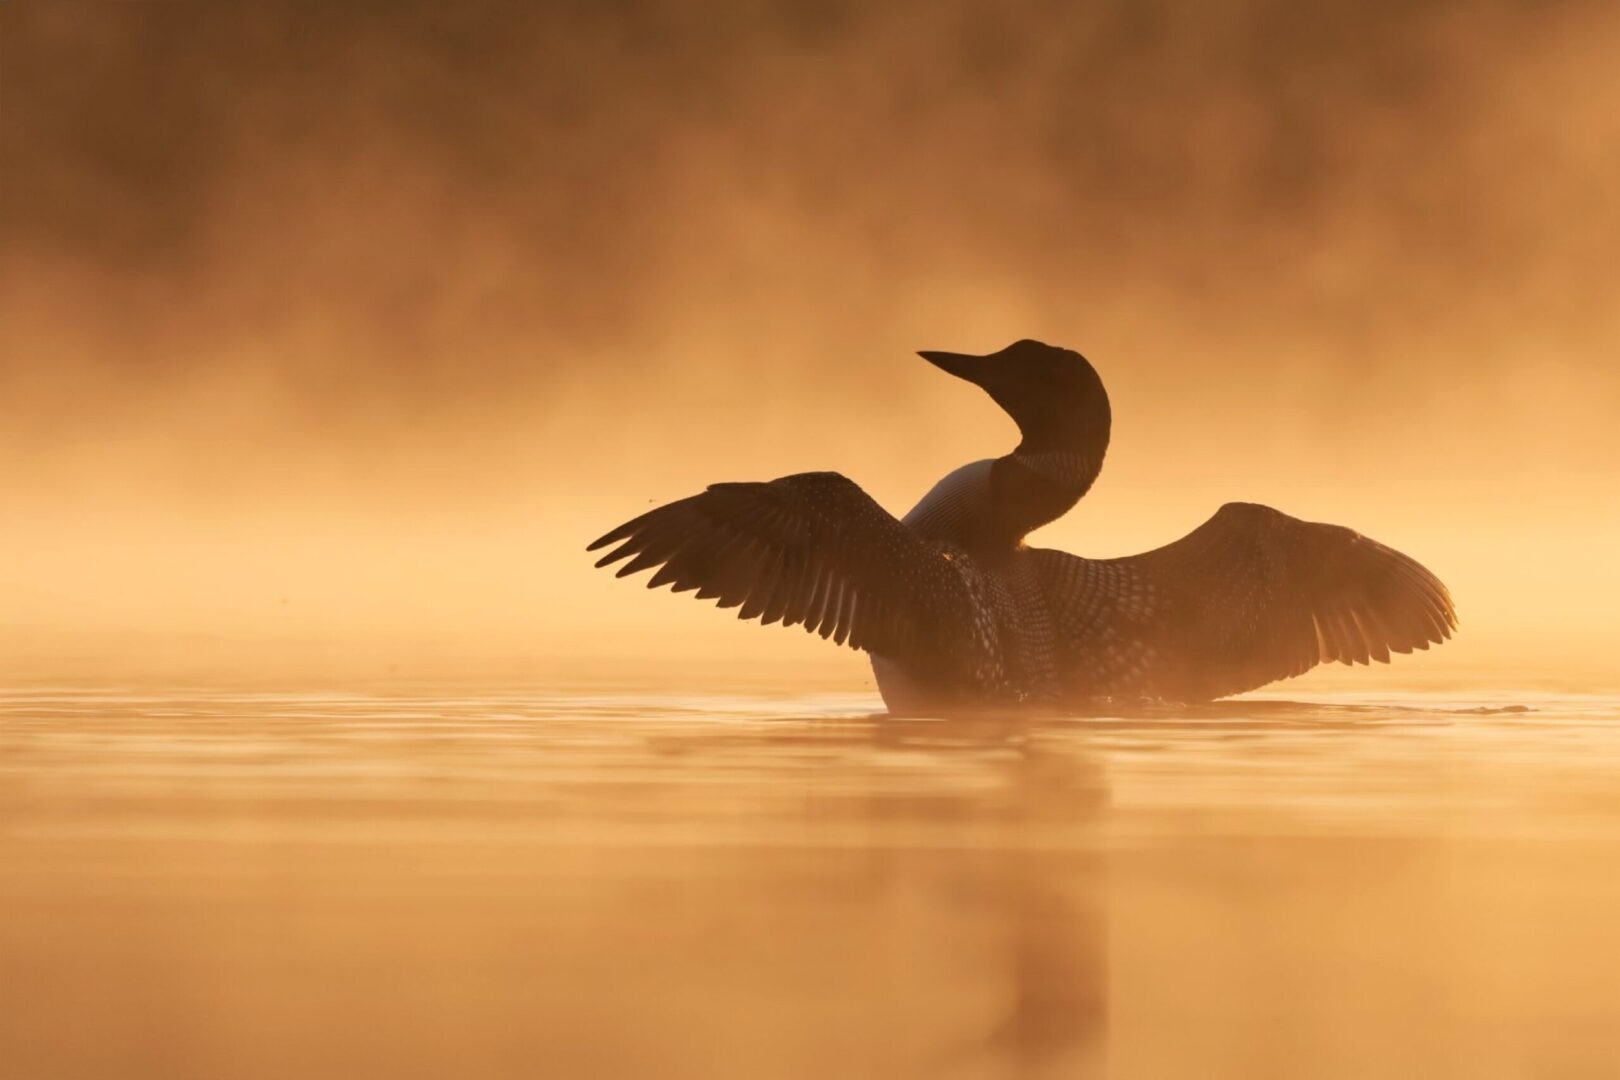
589, 341, 1456, 713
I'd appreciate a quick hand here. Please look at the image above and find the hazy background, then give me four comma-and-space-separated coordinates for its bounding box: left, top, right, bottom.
3, 0, 1617, 688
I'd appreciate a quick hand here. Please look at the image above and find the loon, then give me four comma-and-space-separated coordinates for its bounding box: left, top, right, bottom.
588, 340, 1457, 712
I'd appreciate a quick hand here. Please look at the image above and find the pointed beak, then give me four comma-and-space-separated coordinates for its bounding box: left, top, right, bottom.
917, 350, 988, 384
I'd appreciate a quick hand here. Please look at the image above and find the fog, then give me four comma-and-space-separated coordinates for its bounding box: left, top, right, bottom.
3, 0, 1617, 686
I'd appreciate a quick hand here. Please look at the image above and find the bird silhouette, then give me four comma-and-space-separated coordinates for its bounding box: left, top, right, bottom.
589, 340, 1456, 712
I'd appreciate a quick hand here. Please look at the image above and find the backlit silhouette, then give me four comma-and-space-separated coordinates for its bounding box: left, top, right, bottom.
590, 341, 1457, 711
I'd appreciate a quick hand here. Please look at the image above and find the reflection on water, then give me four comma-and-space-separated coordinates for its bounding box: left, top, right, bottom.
2, 686, 1619, 1078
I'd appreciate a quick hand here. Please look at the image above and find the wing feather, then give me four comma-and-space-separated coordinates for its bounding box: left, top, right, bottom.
1032, 502, 1457, 701
589, 472, 970, 659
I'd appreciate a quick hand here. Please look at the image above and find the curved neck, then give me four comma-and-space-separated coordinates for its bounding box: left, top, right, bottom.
906, 376, 1112, 550
987, 396, 1111, 541
985, 448, 1099, 545
902, 443, 1106, 552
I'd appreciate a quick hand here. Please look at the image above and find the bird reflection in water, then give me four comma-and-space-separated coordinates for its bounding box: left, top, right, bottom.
833, 715, 1110, 1078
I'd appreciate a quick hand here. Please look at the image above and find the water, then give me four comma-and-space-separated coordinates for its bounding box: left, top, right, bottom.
3, 685, 1619, 1079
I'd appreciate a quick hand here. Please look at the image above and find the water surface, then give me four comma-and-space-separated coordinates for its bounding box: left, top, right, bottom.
3, 686, 1618, 1079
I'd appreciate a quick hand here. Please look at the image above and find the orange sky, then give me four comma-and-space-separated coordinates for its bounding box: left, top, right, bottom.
3, 1, 1617, 688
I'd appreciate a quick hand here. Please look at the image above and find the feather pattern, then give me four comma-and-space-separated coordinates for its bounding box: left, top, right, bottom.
588, 472, 977, 672
1028, 502, 1457, 701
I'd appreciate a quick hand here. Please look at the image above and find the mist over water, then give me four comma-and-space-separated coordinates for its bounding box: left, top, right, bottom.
3, 0, 1618, 686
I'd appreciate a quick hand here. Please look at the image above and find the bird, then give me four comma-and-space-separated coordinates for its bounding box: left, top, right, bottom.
587, 340, 1456, 713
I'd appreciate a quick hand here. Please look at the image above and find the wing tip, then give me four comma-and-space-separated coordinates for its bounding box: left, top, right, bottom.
592, 540, 636, 569
586, 528, 624, 553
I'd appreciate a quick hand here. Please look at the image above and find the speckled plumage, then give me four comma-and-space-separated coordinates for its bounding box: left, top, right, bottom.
589, 340, 1457, 712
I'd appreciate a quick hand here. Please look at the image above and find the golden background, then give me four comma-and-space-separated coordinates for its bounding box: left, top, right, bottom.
5, 1, 1617, 687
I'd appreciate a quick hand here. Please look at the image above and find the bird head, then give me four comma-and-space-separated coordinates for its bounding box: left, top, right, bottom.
918, 339, 1111, 453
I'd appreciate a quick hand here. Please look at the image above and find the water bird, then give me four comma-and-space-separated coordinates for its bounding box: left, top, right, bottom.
588, 340, 1457, 712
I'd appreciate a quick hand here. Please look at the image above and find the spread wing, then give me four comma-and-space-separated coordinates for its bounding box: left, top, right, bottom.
588, 472, 972, 659
1031, 502, 1457, 701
